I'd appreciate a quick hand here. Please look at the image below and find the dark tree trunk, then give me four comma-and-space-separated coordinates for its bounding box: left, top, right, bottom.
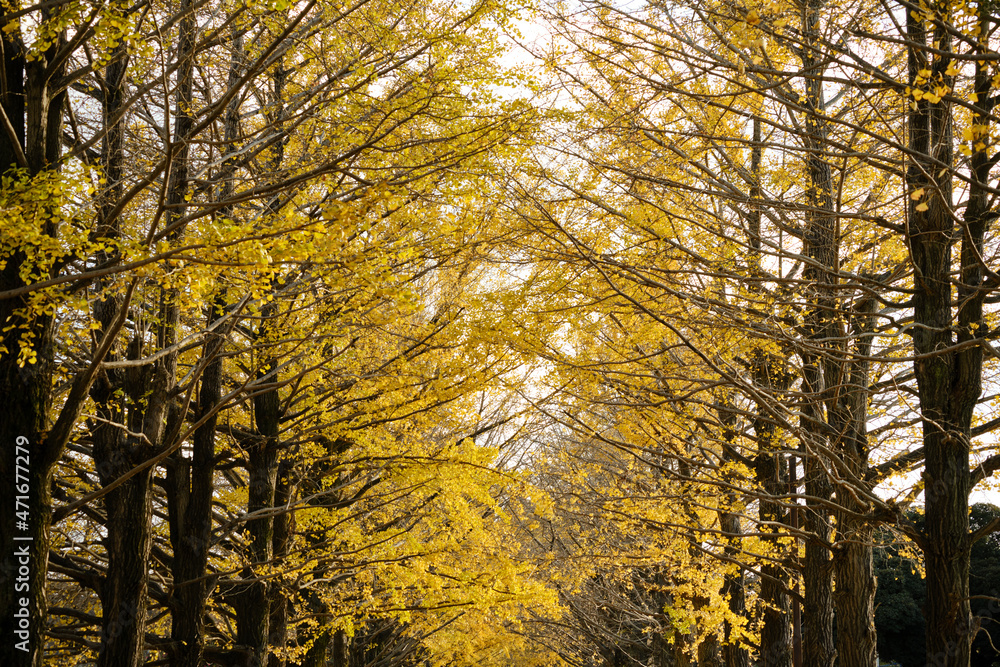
905, 5, 980, 666
166, 302, 223, 667
833, 524, 876, 667
86, 38, 155, 667
94, 0, 197, 660
94, 271, 170, 667
698, 632, 724, 667
235, 337, 280, 666
0, 11, 65, 666
234, 442, 277, 666
746, 113, 792, 667
333, 630, 349, 667
753, 357, 792, 667
235, 54, 288, 667
166, 21, 243, 666
296, 629, 334, 667
797, 1, 838, 662
833, 298, 877, 667
267, 456, 293, 667
94, 440, 154, 667
800, 469, 834, 667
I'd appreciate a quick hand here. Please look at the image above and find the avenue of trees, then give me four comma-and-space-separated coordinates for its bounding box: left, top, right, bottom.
1, 0, 1000, 666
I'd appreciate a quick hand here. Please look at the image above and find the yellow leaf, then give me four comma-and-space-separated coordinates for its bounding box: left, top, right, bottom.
916, 202, 929, 212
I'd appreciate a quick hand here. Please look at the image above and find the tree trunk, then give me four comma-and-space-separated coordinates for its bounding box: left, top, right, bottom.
746, 113, 792, 667
235, 339, 280, 665
94, 444, 153, 667
166, 302, 223, 667
753, 357, 792, 667
797, 1, 838, 661
267, 456, 293, 667
0, 11, 64, 666
236, 54, 288, 667
332, 629, 348, 667
834, 525, 876, 667
906, 6, 977, 666
235, 444, 277, 666
166, 20, 243, 665
800, 470, 834, 667
833, 298, 877, 667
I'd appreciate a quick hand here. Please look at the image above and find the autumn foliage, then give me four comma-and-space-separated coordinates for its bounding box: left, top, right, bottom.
1, 0, 1000, 666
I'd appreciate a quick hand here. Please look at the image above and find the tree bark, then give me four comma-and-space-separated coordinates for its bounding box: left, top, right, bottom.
753, 356, 792, 667
905, 4, 977, 666
235, 54, 288, 667
267, 455, 293, 667
745, 112, 792, 667
166, 21, 243, 666
797, 1, 838, 662
166, 302, 223, 667
833, 298, 877, 667
235, 331, 280, 665
0, 9, 64, 666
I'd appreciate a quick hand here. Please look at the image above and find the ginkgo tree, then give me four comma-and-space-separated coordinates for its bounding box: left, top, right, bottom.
0, 0, 564, 666
5, 0, 1000, 665
523, 0, 1000, 665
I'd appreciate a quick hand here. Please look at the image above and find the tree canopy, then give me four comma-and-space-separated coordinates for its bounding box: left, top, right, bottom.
2, 0, 1000, 666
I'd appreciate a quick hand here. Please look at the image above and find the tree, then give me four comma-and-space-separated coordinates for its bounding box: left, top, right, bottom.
874, 505, 1000, 667
522, 0, 1000, 665
0, 0, 558, 665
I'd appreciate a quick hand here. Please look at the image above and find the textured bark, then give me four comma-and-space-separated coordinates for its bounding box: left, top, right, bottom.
797, 1, 838, 663
166, 23, 243, 667
94, 0, 197, 661
834, 528, 876, 667
833, 298, 877, 667
0, 266, 54, 667
0, 10, 64, 666
235, 431, 278, 666
235, 54, 288, 667
800, 472, 834, 667
86, 39, 153, 667
93, 243, 170, 667
698, 632, 724, 667
753, 358, 792, 667
905, 5, 978, 666
267, 456, 293, 667
93, 440, 154, 667
268, 458, 294, 667
296, 630, 332, 667
755, 456, 792, 667
746, 112, 791, 667
332, 630, 348, 667
166, 303, 223, 667
235, 326, 280, 666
